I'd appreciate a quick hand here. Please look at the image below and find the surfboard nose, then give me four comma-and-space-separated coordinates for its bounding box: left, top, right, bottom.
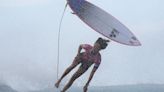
135, 41, 142, 46
129, 39, 141, 46
137, 41, 142, 46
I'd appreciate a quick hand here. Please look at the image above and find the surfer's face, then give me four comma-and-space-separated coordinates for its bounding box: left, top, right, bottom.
95, 37, 110, 51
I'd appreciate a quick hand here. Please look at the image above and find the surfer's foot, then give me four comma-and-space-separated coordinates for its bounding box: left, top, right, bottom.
55, 81, 60, 88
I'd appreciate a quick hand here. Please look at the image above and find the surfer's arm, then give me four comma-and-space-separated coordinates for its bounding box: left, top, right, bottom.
84, 57, 101, 91
84, 67, 97, 88
78, 45, 83, 55
78, 44, 91, 54
83, 67, 97, 92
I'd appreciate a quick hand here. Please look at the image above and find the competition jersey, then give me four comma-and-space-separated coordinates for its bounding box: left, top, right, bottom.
81, 44, 101, 68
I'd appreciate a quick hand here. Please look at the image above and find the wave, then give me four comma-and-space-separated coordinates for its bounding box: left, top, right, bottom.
29, 84, 164, 92
0, 84, 17, 92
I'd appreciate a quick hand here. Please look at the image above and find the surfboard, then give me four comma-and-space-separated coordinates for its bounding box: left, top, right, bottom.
67, 0, 141, 46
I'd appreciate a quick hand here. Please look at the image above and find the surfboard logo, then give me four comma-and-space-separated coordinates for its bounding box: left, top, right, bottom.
109, 29, 119, 38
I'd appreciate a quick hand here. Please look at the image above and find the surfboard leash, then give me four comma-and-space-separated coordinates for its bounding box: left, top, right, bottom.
57, 2, 68, 84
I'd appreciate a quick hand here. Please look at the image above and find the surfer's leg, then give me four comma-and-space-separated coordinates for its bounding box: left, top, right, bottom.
55, 55, 81, 88
61, 64, 90, 92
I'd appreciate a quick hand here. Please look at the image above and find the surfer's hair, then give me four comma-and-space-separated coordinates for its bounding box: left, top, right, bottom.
96, 37, 110, 49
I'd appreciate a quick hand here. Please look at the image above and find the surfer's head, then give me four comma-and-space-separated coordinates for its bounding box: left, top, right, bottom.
95, 37, 110, 50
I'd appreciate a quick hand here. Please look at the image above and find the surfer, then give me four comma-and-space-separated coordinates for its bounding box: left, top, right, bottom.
55, 37, 109, 92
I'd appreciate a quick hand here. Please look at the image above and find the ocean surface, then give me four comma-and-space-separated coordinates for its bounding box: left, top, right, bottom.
0, 84, 164, 92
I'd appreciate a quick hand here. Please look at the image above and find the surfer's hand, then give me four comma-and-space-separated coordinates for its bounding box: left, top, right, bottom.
83, 85, 88, 92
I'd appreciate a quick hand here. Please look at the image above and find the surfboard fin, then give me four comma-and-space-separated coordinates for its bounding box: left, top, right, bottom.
71, 12, 76, 14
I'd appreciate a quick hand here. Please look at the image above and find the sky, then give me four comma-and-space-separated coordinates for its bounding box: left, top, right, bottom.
0, 0, 164, 91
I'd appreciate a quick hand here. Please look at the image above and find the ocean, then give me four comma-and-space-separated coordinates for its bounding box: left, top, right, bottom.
0, 84, 164, 92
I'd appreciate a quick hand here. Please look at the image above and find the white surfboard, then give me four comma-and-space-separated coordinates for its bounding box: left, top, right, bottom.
68, 0, 141, 46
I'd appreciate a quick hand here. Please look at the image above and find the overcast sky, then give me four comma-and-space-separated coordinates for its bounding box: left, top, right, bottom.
0, 0, 164, 91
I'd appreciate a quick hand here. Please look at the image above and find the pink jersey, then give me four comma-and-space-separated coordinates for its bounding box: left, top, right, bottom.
81, 44, 101, 68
